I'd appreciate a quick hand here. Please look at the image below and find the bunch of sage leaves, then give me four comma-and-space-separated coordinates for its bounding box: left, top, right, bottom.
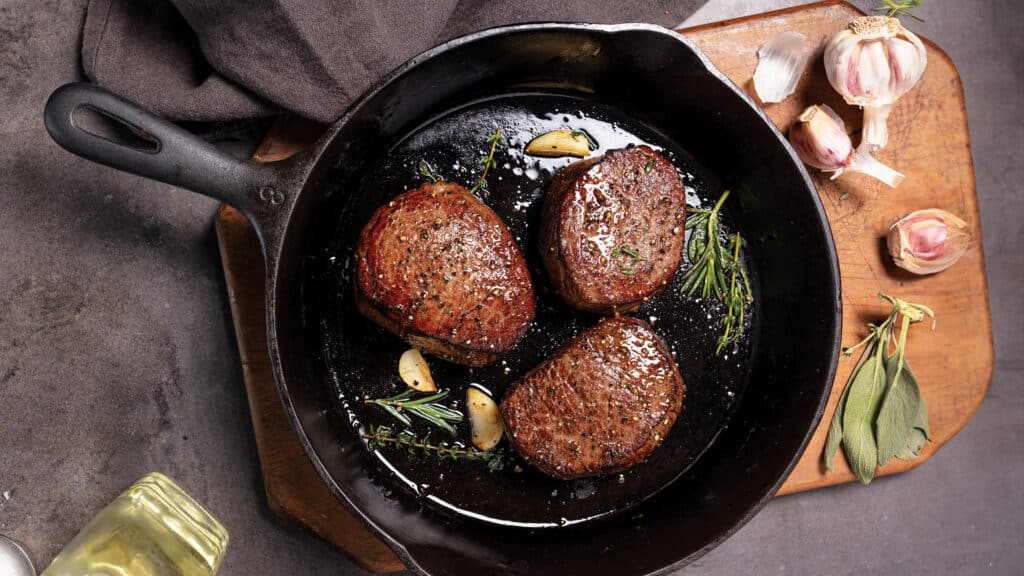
824, 293, 934, 484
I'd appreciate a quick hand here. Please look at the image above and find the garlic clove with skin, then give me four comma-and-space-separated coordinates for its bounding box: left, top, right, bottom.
887, 209, 972, 275
824, 16, 927, 150
788, 104, 904, 188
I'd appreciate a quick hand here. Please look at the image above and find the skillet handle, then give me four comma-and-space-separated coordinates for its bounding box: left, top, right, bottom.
44, 83, 288, 242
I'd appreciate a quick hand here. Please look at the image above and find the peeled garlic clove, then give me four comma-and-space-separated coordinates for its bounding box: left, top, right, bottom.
524, 130, 590, 158
398, 348, 436, 392
467, 386, 503, 451
753, 32, 809, 104
887, 209, 971, 275
789, 104, 904, 188
824, 16, 927, 150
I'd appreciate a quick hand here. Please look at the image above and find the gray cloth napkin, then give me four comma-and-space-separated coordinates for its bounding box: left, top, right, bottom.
81, 0, 701, 123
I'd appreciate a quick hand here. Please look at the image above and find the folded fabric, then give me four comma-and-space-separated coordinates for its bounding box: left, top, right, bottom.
81, 0, 701, 123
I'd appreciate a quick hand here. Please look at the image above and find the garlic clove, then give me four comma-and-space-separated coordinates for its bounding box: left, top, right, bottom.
789, 104, 904, 188
398, 348, 437, 392
824, 16, 927, 150
524, 129, 591, 158
887, 209, 972, 275
753, 32, 809, 104
467, 386, 503, 451
789, 105, 853, 172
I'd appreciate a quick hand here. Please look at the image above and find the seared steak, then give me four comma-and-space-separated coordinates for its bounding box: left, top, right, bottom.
354, 182, 535, 366
540, 146, 687, 314
500, 317, 684, 479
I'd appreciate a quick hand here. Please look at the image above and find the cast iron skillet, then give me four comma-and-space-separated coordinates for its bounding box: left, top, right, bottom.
45, 23, 841, 575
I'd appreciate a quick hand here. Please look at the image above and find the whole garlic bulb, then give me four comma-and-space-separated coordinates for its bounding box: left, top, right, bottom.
789, 104, 904, 188
825, 16, 927, 150
887, 209, 972, 275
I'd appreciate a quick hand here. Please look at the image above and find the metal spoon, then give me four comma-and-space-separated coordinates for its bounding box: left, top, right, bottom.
0, 535, 36, 576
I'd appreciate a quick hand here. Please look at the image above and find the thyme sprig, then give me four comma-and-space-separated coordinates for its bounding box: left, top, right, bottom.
469, 128, 505, 194
873, 0, 925, 21
682, 190, 753, 354
365, 390, 462, 435
363, 425, 505, 471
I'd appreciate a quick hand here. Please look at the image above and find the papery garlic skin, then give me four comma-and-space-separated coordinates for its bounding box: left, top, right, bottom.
789, 104, 904, 188
824, 16, 927, 150
754, 32, 809, 104
887, 209, 972, 275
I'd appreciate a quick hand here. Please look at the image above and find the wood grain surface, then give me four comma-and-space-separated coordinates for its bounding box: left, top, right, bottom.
215, 0, 991, 569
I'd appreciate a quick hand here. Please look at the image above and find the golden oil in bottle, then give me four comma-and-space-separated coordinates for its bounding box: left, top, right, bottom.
42, 472, 228, 576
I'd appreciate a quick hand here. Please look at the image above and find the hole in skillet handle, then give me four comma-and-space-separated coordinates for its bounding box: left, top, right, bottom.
71, 105, 161, 154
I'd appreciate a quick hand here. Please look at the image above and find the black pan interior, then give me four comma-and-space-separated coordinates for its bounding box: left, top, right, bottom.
304, 92, 755, 527
270, 24, 839, 576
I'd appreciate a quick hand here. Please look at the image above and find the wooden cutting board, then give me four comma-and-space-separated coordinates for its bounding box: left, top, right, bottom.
215, 1, 991, 571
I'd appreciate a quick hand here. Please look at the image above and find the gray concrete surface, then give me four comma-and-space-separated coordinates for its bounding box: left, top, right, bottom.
1, 1, 1020, 574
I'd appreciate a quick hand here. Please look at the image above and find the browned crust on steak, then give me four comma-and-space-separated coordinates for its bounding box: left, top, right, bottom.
354, 182, 535, 366
540, 146, 687, 314
500, 317, 685, 479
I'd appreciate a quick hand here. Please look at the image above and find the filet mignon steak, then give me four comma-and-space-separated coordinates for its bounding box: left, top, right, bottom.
540, 146, 687, 314
354, 182, 535, 366
500, 316, 685, 480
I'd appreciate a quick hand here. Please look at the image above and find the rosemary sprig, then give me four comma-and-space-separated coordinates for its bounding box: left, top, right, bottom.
469, 128, 505, 194
717, 232, 753, 354
366, 389, 462, 435
363, 425, 505, 471
418, 159, 439, 183
873, 0, 925, 21
681, 190, 753, 354
824, 293, 934, 484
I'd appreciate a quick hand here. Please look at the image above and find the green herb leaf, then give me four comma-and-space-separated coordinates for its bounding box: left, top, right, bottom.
366, 389, 463, 435
875, 353, 924, 466
362, 425, 505, 470
569, 130, 583, 139
824, 293, 934, 483
620, 245, 642, 260
895, 428, 929, 460
418, 160, 439, 183
839, 192, 850, 201
687, 223, 705, 263
622, 267, 635, 275
470, 128, 504, 195
645, 159, 654, 172
824, 355, 857, 471
681, 191, 753, 354
841, 341, 887, 484
873, 0, 925, 22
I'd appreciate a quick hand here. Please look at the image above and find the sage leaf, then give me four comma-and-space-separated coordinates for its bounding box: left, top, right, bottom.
841, 345, 887, 484
906, 363, 930, 440
895, 428, 928, 460
896, 363, 930, 461
824, 360, 857, 471
876, 353, 922, 466
825, 335, 881, 471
